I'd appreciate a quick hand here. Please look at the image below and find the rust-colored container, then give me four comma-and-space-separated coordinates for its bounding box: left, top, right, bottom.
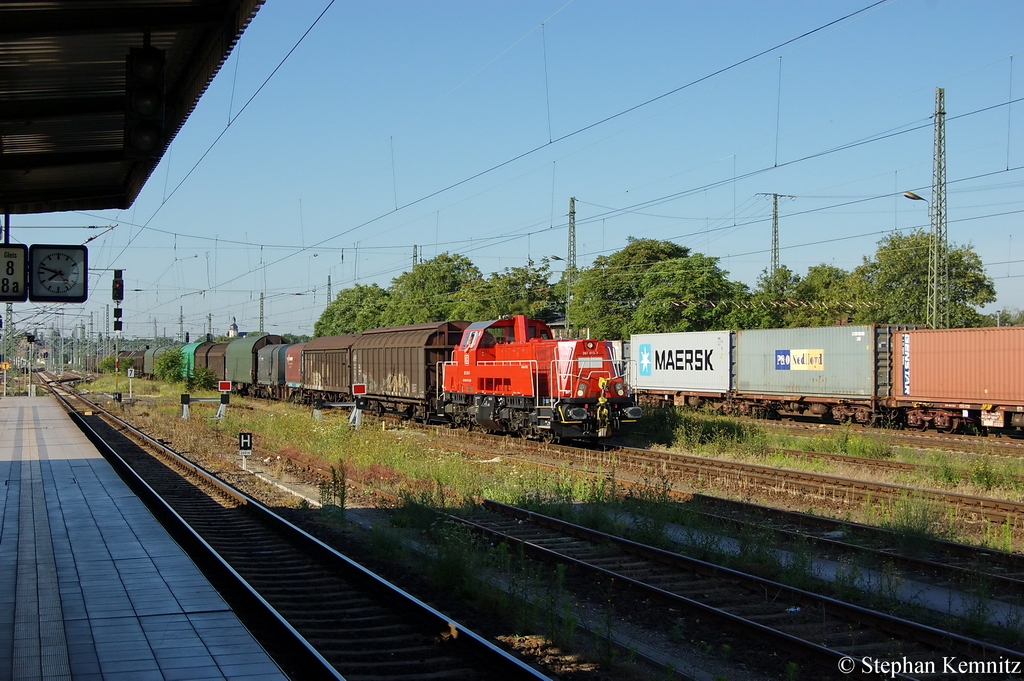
893, 327, 1024, 406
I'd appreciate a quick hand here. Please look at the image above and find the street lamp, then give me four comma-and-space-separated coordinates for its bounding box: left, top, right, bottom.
903, 189, 946, 328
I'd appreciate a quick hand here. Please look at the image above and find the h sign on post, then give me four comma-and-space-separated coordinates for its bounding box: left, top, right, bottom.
219, 381, 231, 392
238, 431, 252, 470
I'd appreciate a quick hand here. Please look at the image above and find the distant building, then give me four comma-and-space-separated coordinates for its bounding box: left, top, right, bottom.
227, 317, 239, 338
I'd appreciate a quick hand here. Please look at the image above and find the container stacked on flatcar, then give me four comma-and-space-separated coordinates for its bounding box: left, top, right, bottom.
733, 325, 911, 423
630, 330, 733, 408
891, 327, 1024, 432
631, 323, 1023, 434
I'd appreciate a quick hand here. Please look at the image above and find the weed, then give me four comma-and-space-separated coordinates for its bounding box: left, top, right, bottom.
784, 661, 799, 681
969, 458, 1007, 491
931, 453, 963, 486
368, 525, 404, 560
317, 465, 346, 523
832, 556, 864, 601
668, 618, 685, 643
879, 493, 944, 554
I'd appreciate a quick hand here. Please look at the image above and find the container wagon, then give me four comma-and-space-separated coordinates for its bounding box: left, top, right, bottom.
890, 327, 1024, 433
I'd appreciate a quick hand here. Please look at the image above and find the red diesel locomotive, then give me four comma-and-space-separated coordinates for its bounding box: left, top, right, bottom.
439, 315, 641, 441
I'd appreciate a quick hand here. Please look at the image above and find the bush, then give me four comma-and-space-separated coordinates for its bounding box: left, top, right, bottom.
98, 355, 134, 374
186, 366, 217, 391
153, 347, 184, 383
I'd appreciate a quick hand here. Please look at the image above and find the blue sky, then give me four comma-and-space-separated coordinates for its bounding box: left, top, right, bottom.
13, 0, 1024, 339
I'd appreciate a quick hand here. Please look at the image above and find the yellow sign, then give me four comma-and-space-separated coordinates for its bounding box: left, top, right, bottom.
0, 362, 10, 371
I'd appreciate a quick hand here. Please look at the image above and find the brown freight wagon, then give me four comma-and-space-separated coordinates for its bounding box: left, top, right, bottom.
285, 342, 307, 389
301, 334, 360, 402
890, 326, 1024, 433
199, 343, 229, 382
351, 321, 469, 419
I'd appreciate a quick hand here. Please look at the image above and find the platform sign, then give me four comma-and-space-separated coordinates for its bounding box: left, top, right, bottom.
352, 383, 367, 395
1, 244, 28, 303
127, 368, 135, 378
238, 432, 252, 455
218, 381, 231, 392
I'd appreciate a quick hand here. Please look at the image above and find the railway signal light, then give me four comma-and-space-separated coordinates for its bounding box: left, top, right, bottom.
112, 269, 124, 301
124, 47, 166, 158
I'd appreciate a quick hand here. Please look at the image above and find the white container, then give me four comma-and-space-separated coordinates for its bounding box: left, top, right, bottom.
630, 331, 732, 393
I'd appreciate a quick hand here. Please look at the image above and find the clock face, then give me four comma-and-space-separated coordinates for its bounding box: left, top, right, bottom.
29, 245, 88, 303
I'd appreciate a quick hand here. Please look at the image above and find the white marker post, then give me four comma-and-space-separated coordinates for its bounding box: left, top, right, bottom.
127, 367, 134, 401
238, 431, 252, 470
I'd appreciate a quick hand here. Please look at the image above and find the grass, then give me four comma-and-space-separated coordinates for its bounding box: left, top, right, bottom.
631, 406, 1024, 507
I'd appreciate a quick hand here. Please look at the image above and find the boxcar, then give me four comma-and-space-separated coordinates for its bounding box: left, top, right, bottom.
891, 326, 1024, 432
255, 343, 292, 398
285, 343, 306, 389
352, 321, 469, 418
198, 343, 229, 381
301, 334, 359, 402
180, 341, 205, 378
225, 334, 285, 389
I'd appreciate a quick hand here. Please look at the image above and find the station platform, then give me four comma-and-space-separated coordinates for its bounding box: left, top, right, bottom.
0, 396, 289, 681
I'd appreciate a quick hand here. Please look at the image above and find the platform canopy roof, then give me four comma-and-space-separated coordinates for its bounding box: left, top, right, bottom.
0, 0, 264, 215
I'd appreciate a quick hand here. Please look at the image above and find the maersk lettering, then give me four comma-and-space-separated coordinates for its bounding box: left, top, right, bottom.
654, 349, 714, 371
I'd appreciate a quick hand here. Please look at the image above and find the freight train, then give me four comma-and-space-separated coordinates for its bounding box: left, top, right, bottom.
124, 315, 642, 442
629, 325, 1024, 435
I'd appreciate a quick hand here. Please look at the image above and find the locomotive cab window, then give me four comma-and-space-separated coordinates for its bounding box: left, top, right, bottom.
483, 326, 512, 347
528, 324, 552, 340
461, 330, 481, 349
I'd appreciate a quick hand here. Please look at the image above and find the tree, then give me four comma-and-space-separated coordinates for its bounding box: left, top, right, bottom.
451, 259, 556, 321
980, 307, 1024, 327
629, 253, 746, 334
735, 266, 802, 329
379, 253, 481, 325
786, 264, 854, 327
572, 238, 692, 338
314, 284, 390, 336
847, 229, 995, 327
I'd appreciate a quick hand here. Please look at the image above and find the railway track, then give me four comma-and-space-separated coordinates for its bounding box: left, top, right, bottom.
43, 379, 552, 681
748, 416, 1024, 457
452, 500, 1024, 681
534, 442, 1024, 523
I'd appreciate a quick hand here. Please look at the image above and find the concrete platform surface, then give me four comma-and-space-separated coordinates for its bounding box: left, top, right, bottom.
1, 396, 289, 681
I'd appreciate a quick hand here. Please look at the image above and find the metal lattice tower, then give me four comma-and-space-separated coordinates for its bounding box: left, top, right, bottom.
567, 197, 576, 338
757, 193, 794, 276
927, 88, 948, 329
259, 292, 265, 333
